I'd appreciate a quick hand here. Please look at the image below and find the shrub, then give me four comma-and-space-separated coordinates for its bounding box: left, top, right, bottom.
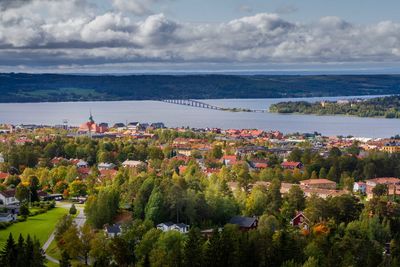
69, 204, 77, 215
0, 222, 12, 229
19, 203, 30, 217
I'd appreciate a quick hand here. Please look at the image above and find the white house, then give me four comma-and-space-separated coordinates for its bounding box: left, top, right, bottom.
0, 190, 20, 206
122, 160, 146, 169
76, 160, 89, 168
353, 181, 367, 194
98, 162, 116, 170
156, 222, 189, 234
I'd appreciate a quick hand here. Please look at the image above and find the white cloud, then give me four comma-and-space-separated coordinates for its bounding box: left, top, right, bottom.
0, 0, 400, 70
112, 0, 156, 15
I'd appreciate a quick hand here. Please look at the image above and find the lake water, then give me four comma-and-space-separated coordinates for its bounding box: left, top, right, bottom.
0, 95, 398, 138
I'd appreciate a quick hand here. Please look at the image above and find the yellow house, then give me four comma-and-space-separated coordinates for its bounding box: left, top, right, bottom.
382, 144, 400, 153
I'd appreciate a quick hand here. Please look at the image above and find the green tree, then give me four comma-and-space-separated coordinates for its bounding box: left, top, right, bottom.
55, 215, 73, 242
85, 188, 120, 228
183, 228, 204, 267
15, 184, 30, 202
80, 224, 94, 265
15, 234, 26, 267
28, 175, 40, 202
211, 145, 223, 159
144, 187, 166, 224
150, 231, 184, 267
69, 204, 77, 215
266, 179, 282, 214
108, 236, 134, 267
327, 166, 338, 182
372, 184, 388, 197
19, 203, 30, 217
245, 185, 268, 216
59, 251, 71, 267
89, 233, 111, 267
135, 229, 161, 266
318, 168, 327, 179
60, 224, 81, 259
0, 233, 17, 267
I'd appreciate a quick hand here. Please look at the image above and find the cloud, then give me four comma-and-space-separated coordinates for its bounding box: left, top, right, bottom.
0, 0, 400, 71
0, 0, 32, 10
112, 0, 160, 15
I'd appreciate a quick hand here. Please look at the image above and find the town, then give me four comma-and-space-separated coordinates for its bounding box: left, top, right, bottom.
1, 114, 400, 266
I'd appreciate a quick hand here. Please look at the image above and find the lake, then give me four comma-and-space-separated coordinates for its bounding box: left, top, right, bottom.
0, 95, 398, 138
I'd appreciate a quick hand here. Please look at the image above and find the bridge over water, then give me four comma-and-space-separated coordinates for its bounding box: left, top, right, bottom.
162, 99, 222, 110
161, 99, 267, 113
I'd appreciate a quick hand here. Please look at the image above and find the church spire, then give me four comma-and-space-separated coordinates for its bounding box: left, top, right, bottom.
89, 110, 94, 124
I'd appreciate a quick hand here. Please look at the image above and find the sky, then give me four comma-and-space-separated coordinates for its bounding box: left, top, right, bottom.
1, 0, 400, 73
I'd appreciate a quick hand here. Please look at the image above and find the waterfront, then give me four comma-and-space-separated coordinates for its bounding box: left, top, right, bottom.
0, 95, 397, 138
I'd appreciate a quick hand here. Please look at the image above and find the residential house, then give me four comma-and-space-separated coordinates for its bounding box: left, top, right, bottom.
281, 161, 303, 170
150, 122, 165, 129
0, 190, 20, 206
366, 177, 400, 199
353, 181, 367, 194
113, 123, 126, 131
98, 162, 116, 170
290, 212, 310, 230
281, 182, 347, 199
75, 159, 89, 168
300, 179, 337, 190
105, 224, 122, 238
176, 148, 192, 157
249, 159, 269, 170
77, 167, 91, 178
381, 142, 400, 154
127, 122, 140, 131
156, 222, 189, 234
51, 157, 68, 166
236, 146, 268, 156
122, 160, 147, 170
222, 155, 237, 166
228, 216, 258, 230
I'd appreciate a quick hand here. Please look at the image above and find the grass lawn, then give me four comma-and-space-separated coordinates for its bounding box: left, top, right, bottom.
46, 239, 61, 259
0, 207, 68, 249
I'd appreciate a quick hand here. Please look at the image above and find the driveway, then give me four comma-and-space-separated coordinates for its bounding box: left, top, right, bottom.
42, 203, 86, 264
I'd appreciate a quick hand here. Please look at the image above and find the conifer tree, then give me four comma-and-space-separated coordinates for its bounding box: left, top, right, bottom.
59, 251, 71, 267
16, 234, 26, 267
0, 233, 17, 267
183, 228, 204, 267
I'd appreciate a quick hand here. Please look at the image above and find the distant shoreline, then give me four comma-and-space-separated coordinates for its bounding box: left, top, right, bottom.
0, 73, 399, 103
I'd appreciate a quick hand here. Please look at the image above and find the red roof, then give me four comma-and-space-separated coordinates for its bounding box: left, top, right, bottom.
222, 155, 237, 161
281, 161, 302, 168
254, 162, 268, 169
0, 172, 9, 180
78, 167, 90, 175
300, 179, 336, 185
100, 169, 118, 178
367, 177, 400, 185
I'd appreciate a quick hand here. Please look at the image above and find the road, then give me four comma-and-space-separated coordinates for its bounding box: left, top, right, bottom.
42, 203, 86, 264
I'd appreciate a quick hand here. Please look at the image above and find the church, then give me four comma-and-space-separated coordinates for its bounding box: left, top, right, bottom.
77, 114, 108, 135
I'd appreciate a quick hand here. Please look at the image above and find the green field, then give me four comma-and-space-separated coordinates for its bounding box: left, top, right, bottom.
0, 207, 68, 249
